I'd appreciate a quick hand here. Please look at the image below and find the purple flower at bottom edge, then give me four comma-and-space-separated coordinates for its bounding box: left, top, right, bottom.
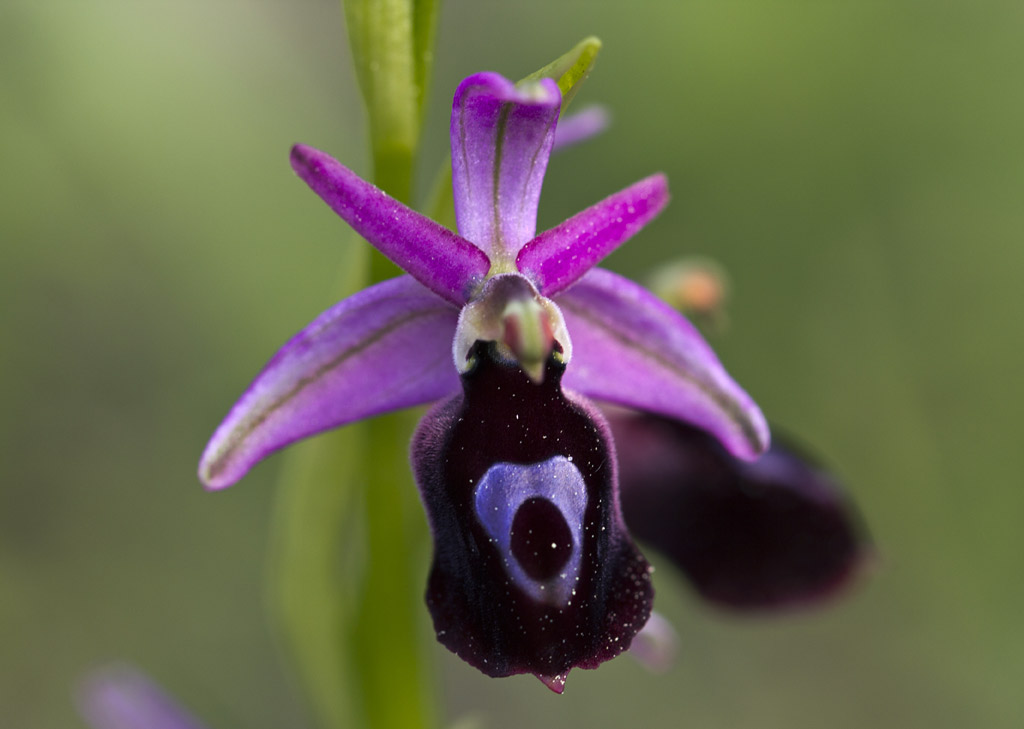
198, 71, 770, 691
77, 665, 209, 729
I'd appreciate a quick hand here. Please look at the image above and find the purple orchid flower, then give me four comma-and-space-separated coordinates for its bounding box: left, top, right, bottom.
77, 665, 209, 729
198, 72, 769, 691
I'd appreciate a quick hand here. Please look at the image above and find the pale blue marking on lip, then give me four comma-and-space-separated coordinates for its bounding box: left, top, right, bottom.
474, 455, 588, 606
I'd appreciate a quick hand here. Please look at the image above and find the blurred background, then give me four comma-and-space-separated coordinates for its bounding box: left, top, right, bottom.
2, 1, 1022, 727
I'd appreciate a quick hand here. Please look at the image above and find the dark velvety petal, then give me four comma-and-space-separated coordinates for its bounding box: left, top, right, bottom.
609, 410, 868, 611
199, 276, 459, 490
412, 343, 652, 691
450, 72, 561, 264
559, 268, 769, 461
291, 144, 490, 306
517, 174, 669, 297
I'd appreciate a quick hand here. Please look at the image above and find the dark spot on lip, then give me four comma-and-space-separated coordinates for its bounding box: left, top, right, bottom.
412, 342, 653, 678
511, 497, 573, 580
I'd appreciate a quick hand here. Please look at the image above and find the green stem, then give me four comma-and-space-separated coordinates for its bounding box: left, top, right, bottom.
351, 413, 436, 729
372, 143, 415, 208
266, 251, 370, 729
344, 0, 440, 206
268, 2, 441, 728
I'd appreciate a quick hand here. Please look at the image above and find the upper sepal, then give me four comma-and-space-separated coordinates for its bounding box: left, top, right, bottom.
199, 276, 460, 490
610, 411, 869, 610
450, 73, 561, 265
412, 343, 653, 689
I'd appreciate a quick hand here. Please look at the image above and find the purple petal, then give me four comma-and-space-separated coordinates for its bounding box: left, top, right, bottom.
77, 664, 209, 729
551, 105, 610, 151
412, 342, 652, 689
627, 612, 678, 674
199, 276, 459, 490
517, 174, 669, 297
291, 144, 489, 306
450, 72, 561, 263
558, 268, 769, 460
610, 411, 870, 611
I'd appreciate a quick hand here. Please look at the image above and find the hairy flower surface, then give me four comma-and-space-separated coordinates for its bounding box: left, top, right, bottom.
609, 410, 869, 611
199, 72, 771, 690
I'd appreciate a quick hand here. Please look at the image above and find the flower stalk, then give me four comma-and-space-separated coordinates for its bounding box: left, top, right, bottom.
268, 2, 441, 729
343, 0, 439, 205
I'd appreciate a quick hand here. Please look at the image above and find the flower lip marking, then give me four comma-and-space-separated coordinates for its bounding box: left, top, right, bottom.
414, 342, 653, 685
474, 456, 587, 605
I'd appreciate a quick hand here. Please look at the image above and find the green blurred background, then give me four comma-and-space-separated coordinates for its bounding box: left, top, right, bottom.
3, 1, 1022, 727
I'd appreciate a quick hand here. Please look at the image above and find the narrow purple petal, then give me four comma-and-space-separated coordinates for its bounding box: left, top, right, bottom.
517, 174, 669, 297
77, 665, 209, 729
291, 144, 490, 306
610, 412, 869, 611
551, 105, 610, 151
558, 268, 769, 460
199, 276, 460, 490
450, 72, 561, 263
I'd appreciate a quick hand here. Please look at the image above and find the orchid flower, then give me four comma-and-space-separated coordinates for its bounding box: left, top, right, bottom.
78, 665, 209, 729
198, 72, 770, 691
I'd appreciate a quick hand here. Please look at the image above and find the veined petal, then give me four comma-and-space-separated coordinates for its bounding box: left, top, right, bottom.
77, 665, 209, 729
610, 411, 869, 610
450, 72, 561, 265
517, 174, 669, 297
199, 276, 459, 490
558, 268, 769, 460
291, 144, 489, 306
